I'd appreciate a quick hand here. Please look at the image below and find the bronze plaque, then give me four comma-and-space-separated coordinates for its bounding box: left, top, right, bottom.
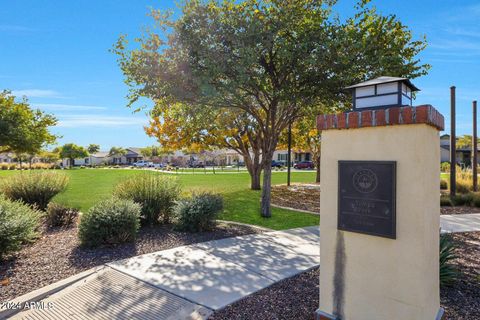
338, 161, 396, 239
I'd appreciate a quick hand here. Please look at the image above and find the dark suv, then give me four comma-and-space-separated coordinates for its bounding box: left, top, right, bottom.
294, 161, 314, 169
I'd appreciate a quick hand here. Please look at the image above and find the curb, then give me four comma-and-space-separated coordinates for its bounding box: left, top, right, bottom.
0, 266, 105, 319
216, 220, 274, 232
270, 203, 319, 215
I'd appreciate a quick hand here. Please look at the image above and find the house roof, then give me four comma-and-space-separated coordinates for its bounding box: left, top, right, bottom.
91, 152, 109, 158
127, 147, 142, 155
345, 76, 420, 91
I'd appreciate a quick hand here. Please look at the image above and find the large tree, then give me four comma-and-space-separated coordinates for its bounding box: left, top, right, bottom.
114, 0, 429, 217
0, 91, 58, 160
146, 103, 264, 189
58, 143, 88, 168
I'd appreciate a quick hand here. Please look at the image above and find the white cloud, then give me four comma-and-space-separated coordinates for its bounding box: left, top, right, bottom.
57, 115, 148, 128
12, 89, 62, 98
34, 103, 107, 111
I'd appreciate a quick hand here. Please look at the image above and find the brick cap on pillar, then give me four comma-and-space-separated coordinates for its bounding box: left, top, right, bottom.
317, 105, 444, 131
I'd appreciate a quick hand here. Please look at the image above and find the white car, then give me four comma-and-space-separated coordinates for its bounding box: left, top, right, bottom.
132, 160, 153, 167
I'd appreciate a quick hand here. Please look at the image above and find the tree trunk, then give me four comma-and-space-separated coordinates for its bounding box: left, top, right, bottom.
250, 166, 262, 190
260, 157, 272, 217
245, 157, 262, 190
315, 155, 321, 183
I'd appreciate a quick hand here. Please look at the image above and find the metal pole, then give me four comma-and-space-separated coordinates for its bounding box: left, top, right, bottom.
473, 100, 478, 191
450, 86, 456, 198
287, 122, 292, 186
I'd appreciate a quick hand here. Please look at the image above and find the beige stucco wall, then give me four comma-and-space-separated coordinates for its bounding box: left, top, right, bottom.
319, 124, 440, 320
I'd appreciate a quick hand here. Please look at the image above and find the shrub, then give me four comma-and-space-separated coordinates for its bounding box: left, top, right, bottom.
440, 234, 458, 286
0, 196, 41, 260
456, 179, 471, 194
451, 193, 474, 206
440, 195, 453, 207
455, 169, 473, 194
1, 171, 69, 210
440, 179, 448, 190
8, 164, 16, 170
78, 198, 140, 247
440, 162, 450, 173
174, 192, 223, 232
45, 202, 79, 228
1, 164, 8, 170
114, 174, 181, 225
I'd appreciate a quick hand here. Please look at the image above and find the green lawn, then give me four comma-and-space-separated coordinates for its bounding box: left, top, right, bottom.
0, 169, 319, 230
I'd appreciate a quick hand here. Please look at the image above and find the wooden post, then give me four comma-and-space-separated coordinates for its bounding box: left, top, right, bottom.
287, 122, 292, 186
450, 86, 456, 198
473, 100, 478, 191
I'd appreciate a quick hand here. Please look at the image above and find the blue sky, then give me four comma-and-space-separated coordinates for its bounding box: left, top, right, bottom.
1, 0, 479, 150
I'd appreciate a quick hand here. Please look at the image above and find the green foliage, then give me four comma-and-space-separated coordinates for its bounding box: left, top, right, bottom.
58, 143, 89, 167
440, 179, 448, 190
45, 202, 79, 228
439, 234, 458, 287
113, 0, 429, 217
114, 174, 181, 225
440, 162, 450, 173
0, 196, 41, 260
456, 135, 472, 149
87, 144, 100, 154
1, 171, 69, 210
78, 198, 141, 247
108, 146, 127, 157
451, 193, 474, 206
174, 192, 223, 232
0, 91, 58, 156
456, 169, 473, 194
440, 195, 453, 207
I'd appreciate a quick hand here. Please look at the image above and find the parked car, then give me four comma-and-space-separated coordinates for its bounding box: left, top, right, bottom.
271, 160, 284, 168
188, 162, 205, 168
152, 163, 167, 168
132, 160, 153, 167
294, 161, 314, 169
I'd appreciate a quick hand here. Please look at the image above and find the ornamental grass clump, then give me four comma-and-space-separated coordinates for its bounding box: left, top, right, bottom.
78, 198, 141, 247
114, 174, 181, 225
174, 192, 224, 232
0, 196, 41, 260
45, 202, 79, 228
1, 171, 69, 210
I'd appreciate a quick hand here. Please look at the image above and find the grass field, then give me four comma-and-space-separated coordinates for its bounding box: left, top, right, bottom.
0, 169, 319, 230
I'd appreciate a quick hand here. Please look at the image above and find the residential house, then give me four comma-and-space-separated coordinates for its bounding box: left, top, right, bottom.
0, 152, 15, 163
440, 134, 480, 166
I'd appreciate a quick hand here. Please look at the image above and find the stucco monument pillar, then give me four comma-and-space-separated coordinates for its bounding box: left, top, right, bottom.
315, 104, 445, 320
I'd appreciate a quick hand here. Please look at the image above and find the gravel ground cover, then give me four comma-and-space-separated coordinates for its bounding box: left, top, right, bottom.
211, 232, 480, 320
441, 206, 480, 215
0, 222, 263, 302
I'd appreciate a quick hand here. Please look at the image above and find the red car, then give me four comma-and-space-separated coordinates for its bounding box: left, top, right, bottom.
294, 161, 314, 169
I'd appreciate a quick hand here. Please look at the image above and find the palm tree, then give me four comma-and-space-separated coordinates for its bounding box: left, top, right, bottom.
87, 144, 100, 167
108, 146, 127, 165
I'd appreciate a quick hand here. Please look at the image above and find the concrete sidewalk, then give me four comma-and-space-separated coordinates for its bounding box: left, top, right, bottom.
440, 213, 480, 233
7, 226, 319, 320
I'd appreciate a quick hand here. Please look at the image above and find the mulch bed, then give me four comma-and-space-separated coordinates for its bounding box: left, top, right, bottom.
209, 267, 320, 320
210, 232, 480, 320
441, 206, 480, 215
441, 231, 480, 320
271, 184, 320, 213
0, 222, 263, 302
